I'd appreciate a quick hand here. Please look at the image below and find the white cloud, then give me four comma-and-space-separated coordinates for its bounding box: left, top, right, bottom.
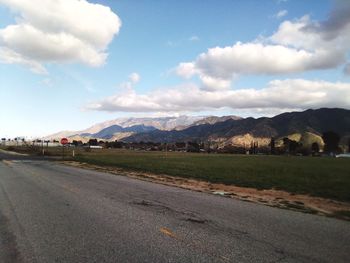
189, 36, 200, 42
176, 62, 197, 79
129, 73, 140, 84
270, 15, 349, 51
0, 47, 47, 74
194, 42, 327, 76
86, 79, 350, 113
118, 72, 141, 91
199, 75, 232, 91
176, 61, 234, 90
0, 0, 121, 73
167, 36, 200, 48
176, 4, 350, 90
275, 10, 288, 19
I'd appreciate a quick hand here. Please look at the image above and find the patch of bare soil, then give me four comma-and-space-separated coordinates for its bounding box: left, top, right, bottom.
62, 161, 350, 221
0, 149, 28, 156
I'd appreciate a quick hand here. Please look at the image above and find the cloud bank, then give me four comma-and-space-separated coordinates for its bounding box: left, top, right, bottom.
87, 79, 350, 114
176, 6, 350, 90
0, 0, 121, 73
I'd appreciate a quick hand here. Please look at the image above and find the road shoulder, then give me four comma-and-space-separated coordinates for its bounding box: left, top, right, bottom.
61, 160, 350, 221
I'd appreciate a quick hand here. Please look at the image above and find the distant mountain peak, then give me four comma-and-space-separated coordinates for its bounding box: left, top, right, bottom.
44, 115, 220, 139
123, 108, 350, 147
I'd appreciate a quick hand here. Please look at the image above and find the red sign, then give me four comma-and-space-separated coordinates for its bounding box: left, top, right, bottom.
60, 138, 69, 145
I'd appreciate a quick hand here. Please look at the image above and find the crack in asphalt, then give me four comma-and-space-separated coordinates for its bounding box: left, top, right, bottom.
131, 198, 319, 262
131, 199, 208, 224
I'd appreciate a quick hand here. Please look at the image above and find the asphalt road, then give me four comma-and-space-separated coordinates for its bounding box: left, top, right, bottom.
0, 152, 349, 263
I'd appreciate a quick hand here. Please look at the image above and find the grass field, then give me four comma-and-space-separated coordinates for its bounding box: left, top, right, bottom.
73, 149, 350, 202
3, 146, 350, 202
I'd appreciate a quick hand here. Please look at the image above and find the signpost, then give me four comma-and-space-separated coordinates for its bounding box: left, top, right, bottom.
61, 138, 69, 160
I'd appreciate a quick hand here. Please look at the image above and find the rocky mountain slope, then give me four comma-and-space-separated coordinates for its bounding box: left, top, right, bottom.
45, 115, 239, 140
45, 116, 205, 139
176, 115, 242, 130
45, 109, 350, 148
92, 125, 158, 139
123, 108, 350, 146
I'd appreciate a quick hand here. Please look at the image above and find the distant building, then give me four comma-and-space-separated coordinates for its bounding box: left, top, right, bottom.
89, 145, 103, 149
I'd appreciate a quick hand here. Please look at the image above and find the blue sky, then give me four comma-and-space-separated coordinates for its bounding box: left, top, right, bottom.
0, 0, 349, 138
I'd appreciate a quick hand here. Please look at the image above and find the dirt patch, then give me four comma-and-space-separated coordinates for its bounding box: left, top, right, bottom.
62, 161, 350, 220
0, 149, 28, 156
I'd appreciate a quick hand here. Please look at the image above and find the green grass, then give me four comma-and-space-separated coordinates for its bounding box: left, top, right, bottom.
73, 149, 350, 202
3, 146, 350, 202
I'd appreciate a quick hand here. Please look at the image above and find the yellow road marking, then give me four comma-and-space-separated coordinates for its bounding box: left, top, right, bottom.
160, 227, 178, 239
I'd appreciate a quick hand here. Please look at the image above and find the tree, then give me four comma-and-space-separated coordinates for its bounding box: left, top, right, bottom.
282, 138, 300, 154
88, 139, 98, 146
72, 140, 82, 147
311, 142, 320, 154
112, 140, 123, 148
283, 137, 290, 153
186, 141, 200, 152
322, 131, 340, 153
289, 140, 299, 153
270, 137, 275, 154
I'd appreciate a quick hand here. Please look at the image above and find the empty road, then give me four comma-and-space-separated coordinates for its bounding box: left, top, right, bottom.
0, 151, 349, 262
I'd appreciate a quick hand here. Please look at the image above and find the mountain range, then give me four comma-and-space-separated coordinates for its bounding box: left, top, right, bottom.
92, 124, 157, 140
45, 115, 241, 141
46, 108, 350, 147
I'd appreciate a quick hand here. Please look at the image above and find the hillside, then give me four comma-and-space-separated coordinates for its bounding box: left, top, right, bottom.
45, 115, 242, 140
45, 116, 207, 139
92, 125, 158, 139
176, 115, 242, 130
123, 108, 350, 146
44, 108, 350, 147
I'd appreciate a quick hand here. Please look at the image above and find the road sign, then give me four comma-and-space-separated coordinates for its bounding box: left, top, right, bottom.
60, 138, 69, 145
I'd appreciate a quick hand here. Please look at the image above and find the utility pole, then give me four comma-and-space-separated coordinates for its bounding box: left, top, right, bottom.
41, 139, 44, 155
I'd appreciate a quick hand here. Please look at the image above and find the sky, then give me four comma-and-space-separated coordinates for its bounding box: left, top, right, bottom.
0, 0, 349, 138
